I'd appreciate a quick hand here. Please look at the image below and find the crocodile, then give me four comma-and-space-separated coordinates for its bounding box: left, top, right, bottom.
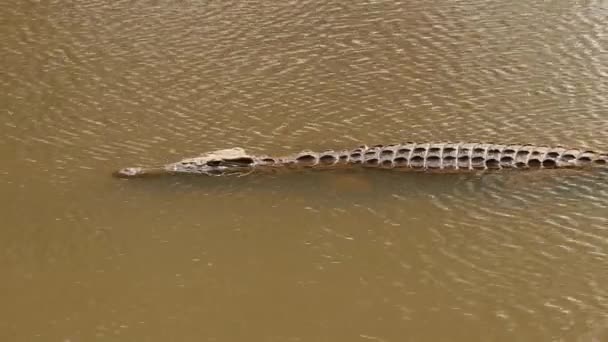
113, 142, 608, 178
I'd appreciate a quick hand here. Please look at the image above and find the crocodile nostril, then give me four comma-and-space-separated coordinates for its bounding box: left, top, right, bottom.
113, 167, 142, 178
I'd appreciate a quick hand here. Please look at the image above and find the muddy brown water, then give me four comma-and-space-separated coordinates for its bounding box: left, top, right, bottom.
2, 0, 608, 341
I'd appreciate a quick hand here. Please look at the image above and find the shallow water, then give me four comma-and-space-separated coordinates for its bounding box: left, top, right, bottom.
2, 0, 608, 341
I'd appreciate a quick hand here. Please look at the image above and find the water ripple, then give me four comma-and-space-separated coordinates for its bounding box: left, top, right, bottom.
2, 0, 608, 340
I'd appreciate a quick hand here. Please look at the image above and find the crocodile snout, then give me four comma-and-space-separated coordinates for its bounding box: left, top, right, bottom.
112, 167, 145, 178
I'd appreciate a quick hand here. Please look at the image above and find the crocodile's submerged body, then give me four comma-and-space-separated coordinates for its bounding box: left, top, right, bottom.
113, 142, 608, 178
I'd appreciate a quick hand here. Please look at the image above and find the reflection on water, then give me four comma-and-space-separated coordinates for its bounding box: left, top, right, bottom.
1, 0, 608, 341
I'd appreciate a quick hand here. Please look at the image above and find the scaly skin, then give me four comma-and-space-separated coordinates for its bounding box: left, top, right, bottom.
113, 143, 608, 178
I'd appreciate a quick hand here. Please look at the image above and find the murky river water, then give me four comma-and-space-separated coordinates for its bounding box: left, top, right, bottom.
2, 0, 608, 341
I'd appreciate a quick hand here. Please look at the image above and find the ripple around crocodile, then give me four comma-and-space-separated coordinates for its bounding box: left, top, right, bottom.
113, 142, 608, 178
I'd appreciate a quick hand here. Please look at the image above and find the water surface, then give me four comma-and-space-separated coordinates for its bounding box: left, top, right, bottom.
2, 0, 608, 341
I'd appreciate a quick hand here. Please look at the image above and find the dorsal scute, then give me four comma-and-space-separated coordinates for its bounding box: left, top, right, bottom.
318, 150, 340, 165
362, 145, 382, 166
288, 150, 319, 167
425, 143, 446, 169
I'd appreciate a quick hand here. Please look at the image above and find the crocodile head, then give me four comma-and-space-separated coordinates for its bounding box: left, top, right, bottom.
167, 148, 256, 176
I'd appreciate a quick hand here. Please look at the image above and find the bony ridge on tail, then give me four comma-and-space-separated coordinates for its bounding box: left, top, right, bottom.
113, 142, 608, 178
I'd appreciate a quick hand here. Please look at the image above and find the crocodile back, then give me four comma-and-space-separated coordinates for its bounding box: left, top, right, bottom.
272, 142, 607, 171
